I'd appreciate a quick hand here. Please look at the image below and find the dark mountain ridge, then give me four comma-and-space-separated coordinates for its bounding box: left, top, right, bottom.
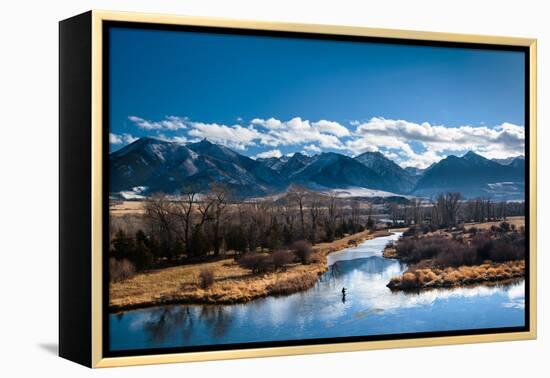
354, 151, 418, 193
110, 138, 525, 200
413, 151, 524, 199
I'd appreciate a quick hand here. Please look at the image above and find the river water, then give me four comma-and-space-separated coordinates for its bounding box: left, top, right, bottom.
110, 232, 525, 351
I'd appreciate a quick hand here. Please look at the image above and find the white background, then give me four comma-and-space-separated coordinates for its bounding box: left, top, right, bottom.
1, 0, 547, 376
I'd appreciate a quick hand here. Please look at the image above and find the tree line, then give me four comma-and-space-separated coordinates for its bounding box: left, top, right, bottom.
109, 187, 525, 278
110, 184, 375, 274
388, 192, 524, 229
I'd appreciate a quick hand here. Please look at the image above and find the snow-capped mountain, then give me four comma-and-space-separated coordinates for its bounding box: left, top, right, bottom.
492, 155, 525, 166
110, 138, 525, 200
354, 151, 418, 193
413, 151, 525, 199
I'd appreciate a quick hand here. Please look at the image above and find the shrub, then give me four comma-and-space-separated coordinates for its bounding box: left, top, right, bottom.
442, 270, 464, 285
225, 226, 248, 254
111, 229, 135, 260
489, 239, 525, 262
238, 253, 273, 274
434, 243, 477, 267
267, 273, 318, 296
309, 252, 323, 264
272, 250, 293, 270
256, 255, 275, 273
188, 226, 210, 257
109, 258, 135, 282
499, 221, 511, 233
400, 272, 419, 290
198, 268, 215, 289
472, 233, 494, 261
421, 224, 439, 234
416, 269, 438, 285
403, 226, 419, 237
393, 227, 525, 269
472, 231, 525, 262
238, 253, 262, 272
395, 237, 416, 260
133, 233, 154, 270
396, 236, 454, 263
291, 240, 313, 264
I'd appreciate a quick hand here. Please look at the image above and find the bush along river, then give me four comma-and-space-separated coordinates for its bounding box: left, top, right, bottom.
110, 232, 525, 351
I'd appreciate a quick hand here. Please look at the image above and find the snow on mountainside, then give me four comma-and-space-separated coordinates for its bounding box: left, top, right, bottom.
492, 155, 525, 166
413, 151, 525, 200
324, 187, 415, 199
354, 151, 418, 193
110, 138, 525, 200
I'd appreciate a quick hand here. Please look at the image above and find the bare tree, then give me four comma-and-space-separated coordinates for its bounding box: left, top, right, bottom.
171, 185, 199, 253
324, 194, 340, 241
350, 200, 360, 231
432, 192, 462, 227
288, 185, 308, 238
279, 199, 297, 244
389, 202, 400, 225
206, 183, 230, 256
144, 193, 176, 259
408, 198, 423, 225
444, 192, 461, 226
308, 194, 324, 244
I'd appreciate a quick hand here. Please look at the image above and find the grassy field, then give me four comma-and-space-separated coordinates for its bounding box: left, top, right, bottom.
464, 216, 525, 230
110, 229, 390, 312
109, 200, 146, 217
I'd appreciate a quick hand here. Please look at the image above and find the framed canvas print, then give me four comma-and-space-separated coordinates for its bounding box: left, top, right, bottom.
59, 10, 537, 368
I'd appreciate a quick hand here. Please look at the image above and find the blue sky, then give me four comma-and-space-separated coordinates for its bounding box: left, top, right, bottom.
109, 27, 525, 168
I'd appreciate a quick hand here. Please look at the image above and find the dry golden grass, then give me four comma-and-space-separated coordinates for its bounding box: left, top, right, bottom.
384, 217, 526, 291
387, 260, 525, 291
465, 216, 525, 230
109, 200, 146, 216
110, 229, 389, 311
266, 272, 321, 296
110, 258, 328, 311
382, 247, 398, 259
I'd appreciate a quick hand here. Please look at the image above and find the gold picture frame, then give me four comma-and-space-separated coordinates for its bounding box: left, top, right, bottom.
59, 10, 537, 368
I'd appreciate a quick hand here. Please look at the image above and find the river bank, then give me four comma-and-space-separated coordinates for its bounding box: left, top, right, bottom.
386, 260, 525, 291
383, 218, 526, 291
110, 229, 391, 312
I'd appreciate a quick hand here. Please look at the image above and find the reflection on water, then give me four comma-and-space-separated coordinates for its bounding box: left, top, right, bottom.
110, 233, 525, 351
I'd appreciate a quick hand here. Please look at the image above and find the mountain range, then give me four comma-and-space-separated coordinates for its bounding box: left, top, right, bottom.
110, 137, 525, 200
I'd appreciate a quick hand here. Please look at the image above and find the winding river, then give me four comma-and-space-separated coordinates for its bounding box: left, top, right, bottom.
110, 232, 525, 351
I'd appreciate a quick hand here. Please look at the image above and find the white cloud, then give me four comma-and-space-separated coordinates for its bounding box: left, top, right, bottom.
156, 133, 187, 144
351, 117, 525, 168
109, 133, 137, 145
251, 117, 284, 130
303, 144, 321, 153
312, 120, 350, 137
123, 115, 524, 168
255, 149, 283, 159
252, 117, 345, 149
129, 115, 188, 130
187, 122, 272, 150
